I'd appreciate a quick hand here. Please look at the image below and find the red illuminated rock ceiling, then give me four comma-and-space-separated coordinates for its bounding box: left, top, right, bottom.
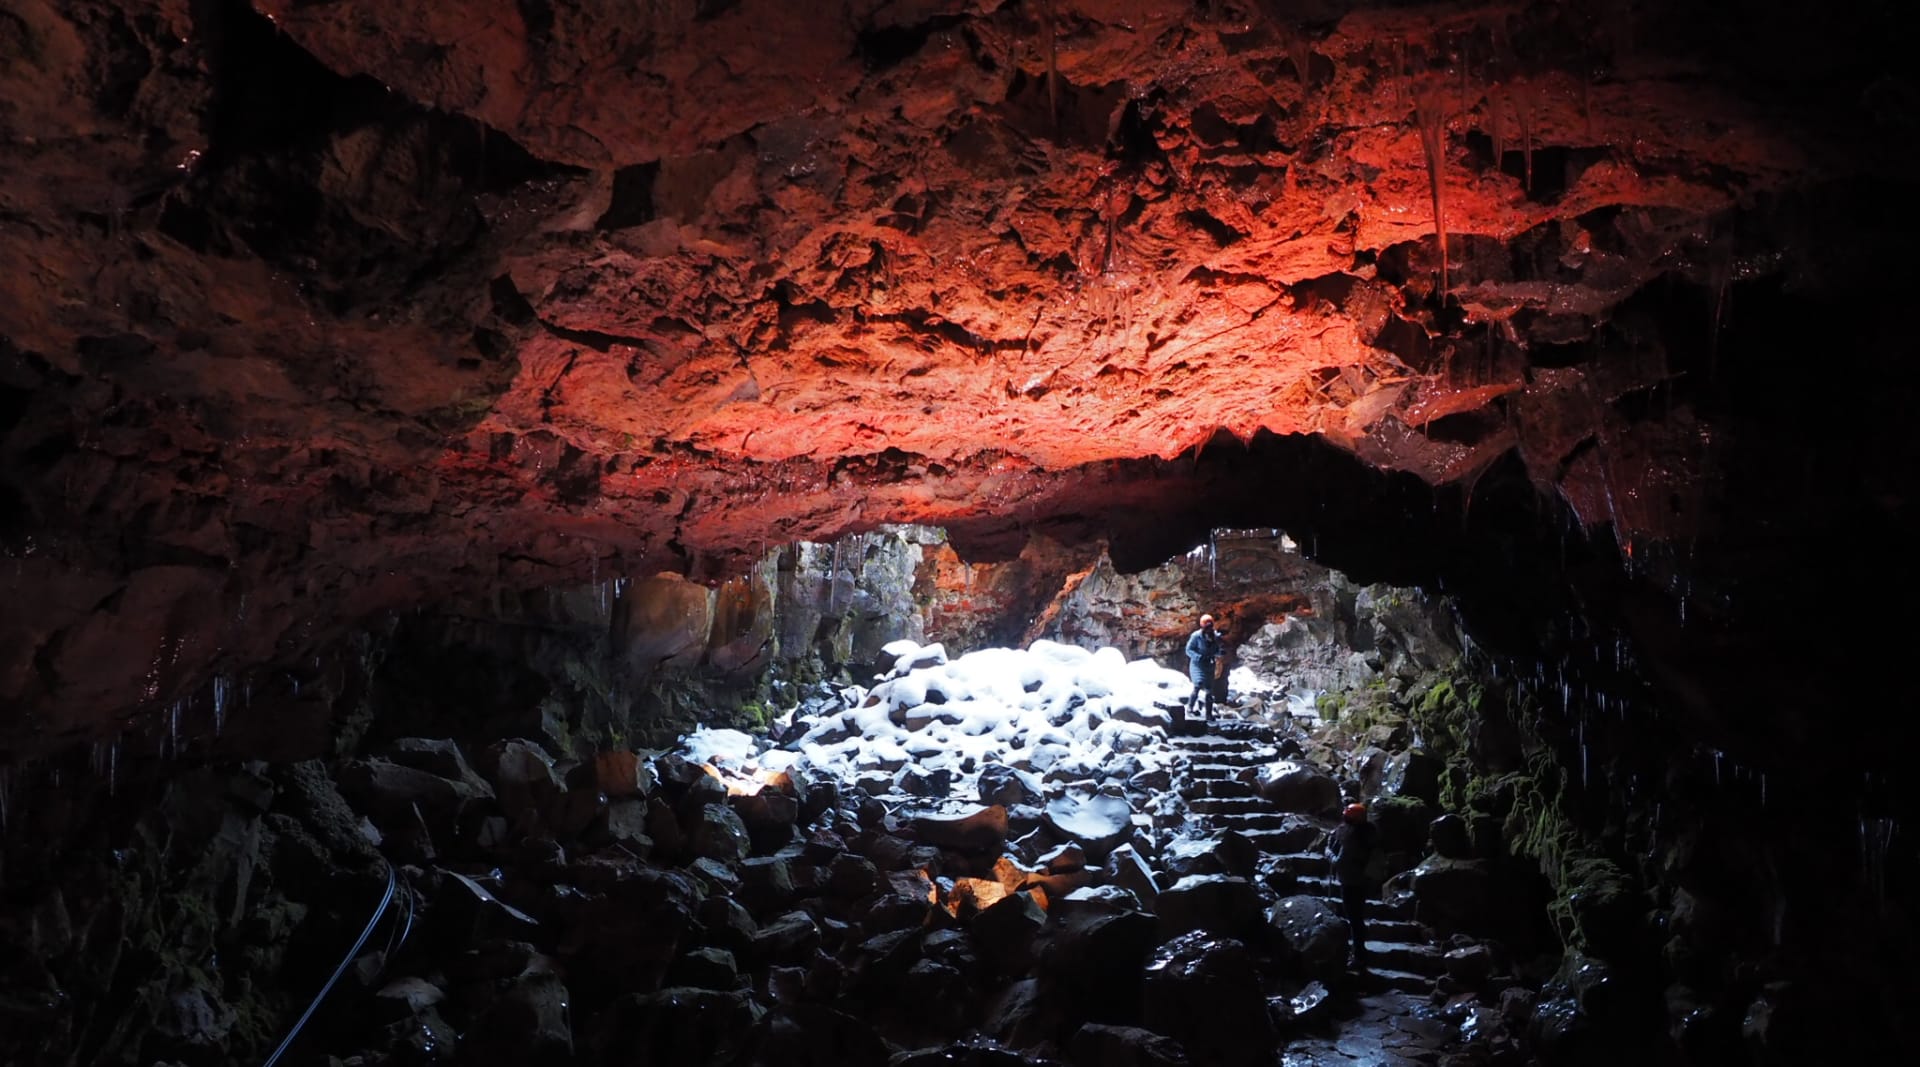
0, 0, 1894, 744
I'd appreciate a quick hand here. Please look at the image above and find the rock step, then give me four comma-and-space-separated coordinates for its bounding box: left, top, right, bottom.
1175, 721, 1277, 742
1293, 873, 1339, 894
1362, 940, 1449, 976
1183, 762, 1257, 781
1360, 966, 1437, 994
1314, 894, 1417, 922
1268, 850, 1335, 873
1187, 795, 1272, 815
1204, 811, 1296, 832
1178, 776, 1258, 799
1238, 828, 1329, 854
1171, 753, 1274, 772
1167, 736, 1275, 756
1361, 918, 1429, 942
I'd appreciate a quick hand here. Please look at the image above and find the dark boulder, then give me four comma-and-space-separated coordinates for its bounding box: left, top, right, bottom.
1143, 933, 1274, 1067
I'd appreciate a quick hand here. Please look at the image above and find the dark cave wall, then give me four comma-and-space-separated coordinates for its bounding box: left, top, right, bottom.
2, 510, 1916, 1066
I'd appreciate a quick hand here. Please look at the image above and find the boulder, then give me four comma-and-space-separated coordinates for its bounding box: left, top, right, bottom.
478, 740, 565, 824
1411, 855, 1492, 932
467, 972, 572, 1064
897, 765, 952, 797
1273, 980, 1333, 1028
1037, 842, 1087, 873
373, 976, 448, 1020
1143, 933, 1274, 1067
587, 988, 764, 1067
828, 854, 880, 898
1246, 761, 1340, 815
1103, 844, 1161, 905
337, 758, 488, 821
668, 946, 742, 991
685, 803, 751, 865
752, 1006, 893, 1067
688, 857, 742, 896
1446, 943, 1496, 984
600, 798, 653, 853
730, 790, 800, 854
698, 896, 758, 956
645, 797, 686, 858
1037, 899, 1157, 1027
1071, 1023, 1191, 1067
594, 750, 659, 797
1383, 750, 1443, 805
738, 856, 796, 915
1266, 896, 1348, 984
1430, 814, 1472, 859
1155, 875, 1262, 941
748, 910, 821, 964
387, 738, 494, 796
911, 805, 1009, 852
971, 890, 1046, 976
552, 786, 608, 841
1160, 832, 1257, 881
1530, 953, 1634, 1062
978, 765, 1041, 807
1043, 792, 1135, 859
437, 869, 540, 940
898, 959, 970, 1042
983, 978, 1058, 1052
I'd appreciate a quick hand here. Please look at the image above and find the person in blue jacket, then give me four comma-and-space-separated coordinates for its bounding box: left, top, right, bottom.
1184, 613, 1225, 718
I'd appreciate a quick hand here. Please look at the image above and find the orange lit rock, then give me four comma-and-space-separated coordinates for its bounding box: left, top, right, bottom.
0, 0, 1881, 746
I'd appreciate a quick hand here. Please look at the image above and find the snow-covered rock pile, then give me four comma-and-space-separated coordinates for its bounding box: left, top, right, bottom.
676, 639, 1198, 858
791, 638, 1189, 798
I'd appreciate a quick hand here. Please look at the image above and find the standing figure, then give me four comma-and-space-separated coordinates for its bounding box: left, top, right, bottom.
1184, 613, 1224, 718
1330, 802, 1378, 968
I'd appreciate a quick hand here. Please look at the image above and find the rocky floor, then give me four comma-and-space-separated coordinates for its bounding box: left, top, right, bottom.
0, 643, 1549, 1067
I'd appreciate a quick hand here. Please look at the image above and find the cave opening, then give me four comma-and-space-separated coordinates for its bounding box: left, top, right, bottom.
3, 0, 1918, 1064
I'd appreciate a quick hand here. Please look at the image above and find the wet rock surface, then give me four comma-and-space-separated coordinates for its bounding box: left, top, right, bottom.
1, 508, 1912, 1065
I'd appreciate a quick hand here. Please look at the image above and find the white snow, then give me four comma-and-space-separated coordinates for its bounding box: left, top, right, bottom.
673, 638, 1196, 811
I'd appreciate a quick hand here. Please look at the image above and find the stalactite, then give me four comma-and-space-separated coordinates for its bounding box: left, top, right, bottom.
1042, 0, 1059, 135
1513, 78, 1538, 193
1288, 30, 1314, 88
1414, 78, 1451, 297
1487, 86, 1506, 172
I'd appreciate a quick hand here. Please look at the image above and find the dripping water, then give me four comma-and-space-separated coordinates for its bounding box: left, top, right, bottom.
1860, 816, 1895, 912
213, 674, 230, 736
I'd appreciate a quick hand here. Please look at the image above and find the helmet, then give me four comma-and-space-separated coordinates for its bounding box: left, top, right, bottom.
1342, 803, 1367, 822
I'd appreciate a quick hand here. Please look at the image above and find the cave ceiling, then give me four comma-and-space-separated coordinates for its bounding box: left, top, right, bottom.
1, 0, 1912, 750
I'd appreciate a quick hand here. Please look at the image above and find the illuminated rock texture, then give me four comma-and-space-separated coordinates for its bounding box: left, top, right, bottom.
1, 1, 1913, 752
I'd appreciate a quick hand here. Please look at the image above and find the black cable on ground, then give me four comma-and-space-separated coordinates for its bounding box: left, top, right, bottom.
261, 861, 398, 1067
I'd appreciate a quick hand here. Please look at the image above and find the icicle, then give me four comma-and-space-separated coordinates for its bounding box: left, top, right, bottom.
828, 540, 842, 614
0, 766, 10, 832
214, 675, 229, 736
109, 740, 118, 797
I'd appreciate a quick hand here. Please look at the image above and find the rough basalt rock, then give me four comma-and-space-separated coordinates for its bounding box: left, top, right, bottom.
2, 0, 1906, 762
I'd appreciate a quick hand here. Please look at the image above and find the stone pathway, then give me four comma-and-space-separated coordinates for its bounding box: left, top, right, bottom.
1280, 991, 1457, 1065
1169, 718, 1465, 1063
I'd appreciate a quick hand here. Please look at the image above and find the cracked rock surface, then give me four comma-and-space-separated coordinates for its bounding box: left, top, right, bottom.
1, 0, 1914, 748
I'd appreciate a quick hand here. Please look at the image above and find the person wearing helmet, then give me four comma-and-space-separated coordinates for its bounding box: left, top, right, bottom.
1330, 801, 1379, 968
1184, 613, 1226, 719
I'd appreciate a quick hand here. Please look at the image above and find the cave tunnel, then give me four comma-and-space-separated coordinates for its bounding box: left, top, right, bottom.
2, 1, 1916, 1064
